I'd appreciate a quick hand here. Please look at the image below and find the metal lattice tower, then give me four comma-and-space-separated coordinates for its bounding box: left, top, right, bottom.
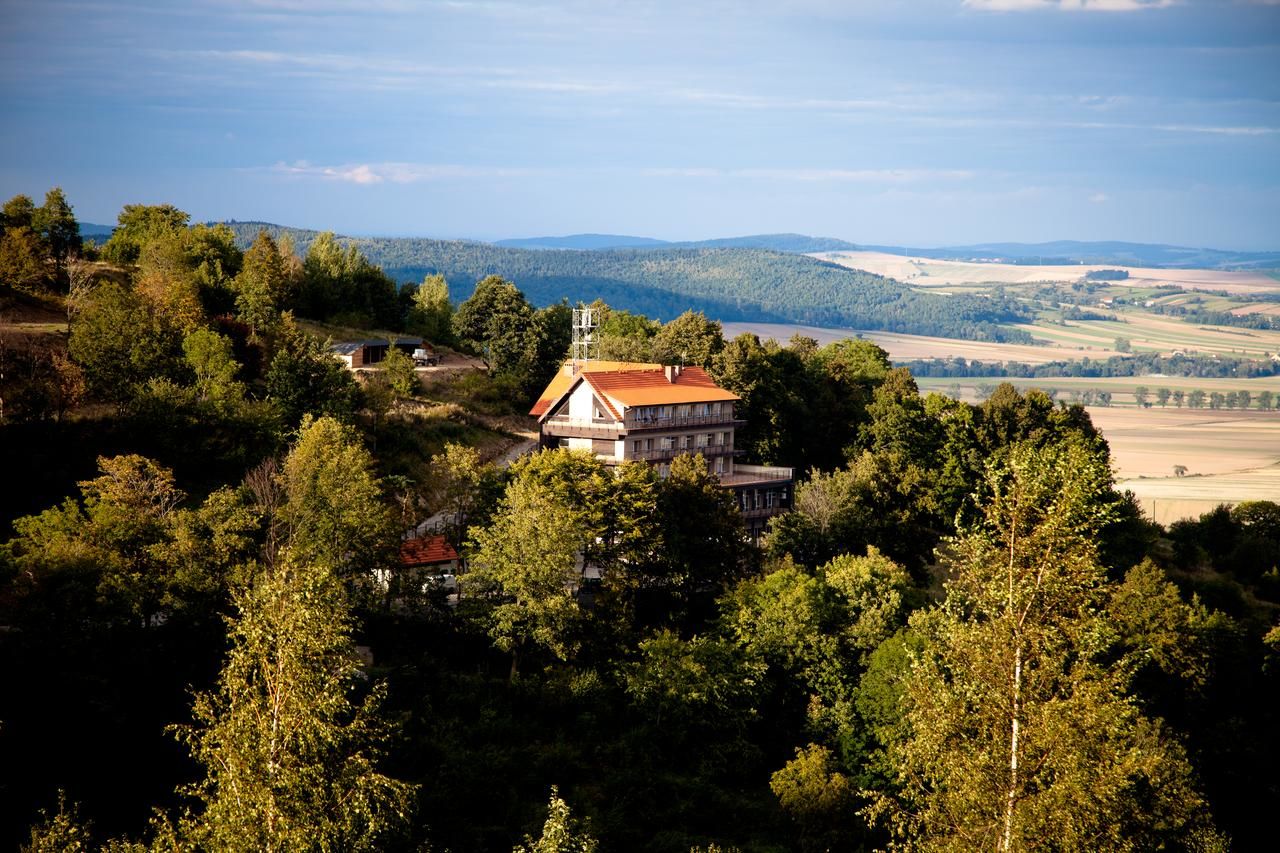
571, 305, 598, 365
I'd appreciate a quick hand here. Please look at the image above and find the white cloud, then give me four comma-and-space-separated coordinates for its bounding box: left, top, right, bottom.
1089, 192, 1109, 202
267, 162, 978, 185
269, 161, 540, 183
963, 0, 1177, 10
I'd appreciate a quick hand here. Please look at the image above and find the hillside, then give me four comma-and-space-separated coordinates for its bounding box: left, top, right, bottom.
496, 232, 863, 253
494, 233, 670, 250
221, 222, 1031, 342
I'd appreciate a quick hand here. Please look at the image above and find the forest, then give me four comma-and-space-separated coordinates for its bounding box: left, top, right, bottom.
2, 193, 1279, 852
217, 221, 1034, 343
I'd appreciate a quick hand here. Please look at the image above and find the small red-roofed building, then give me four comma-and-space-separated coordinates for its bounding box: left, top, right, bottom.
531, 360, 793, 538
389, 533, 461, 604
400, 534, 460, 572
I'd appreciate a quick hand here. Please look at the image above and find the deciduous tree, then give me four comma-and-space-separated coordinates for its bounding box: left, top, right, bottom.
866, 439, 1215, 850
170, 552, 415, 851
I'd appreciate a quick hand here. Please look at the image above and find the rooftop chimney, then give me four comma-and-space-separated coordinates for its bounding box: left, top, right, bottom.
664, 364, 682, 383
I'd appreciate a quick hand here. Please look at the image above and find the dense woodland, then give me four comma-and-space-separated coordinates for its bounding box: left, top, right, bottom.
218, 222, 1034, 343
2, 194, 1280, 851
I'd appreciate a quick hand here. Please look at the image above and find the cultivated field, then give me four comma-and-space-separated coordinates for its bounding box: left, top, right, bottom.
1016, 312, 1280, 359
910, 384, 1280, 524
815, 251, 1280, 296
720, 321, 1123, 362
1085, 408, 1280, 524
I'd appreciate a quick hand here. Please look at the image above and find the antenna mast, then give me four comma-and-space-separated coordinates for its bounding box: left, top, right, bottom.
571, 304, 598, 368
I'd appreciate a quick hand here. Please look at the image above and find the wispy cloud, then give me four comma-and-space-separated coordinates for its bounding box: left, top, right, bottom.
1089, 192, 1110, 202
964, 0, 1177, 10
267, 162, 978, 185
269, 161, 542, 183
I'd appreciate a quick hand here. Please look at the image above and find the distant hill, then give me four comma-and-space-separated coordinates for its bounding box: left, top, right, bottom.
77, 221, 115, 238
862, 240, 1280, 270
496, 232, 862, 253
219, 221, 1031, 343
495, 234, 670, 250
669, 233, 862, 253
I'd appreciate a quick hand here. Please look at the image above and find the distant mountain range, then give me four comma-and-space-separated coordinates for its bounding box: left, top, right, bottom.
495, 232, 862, 253
77, 222, 116, 238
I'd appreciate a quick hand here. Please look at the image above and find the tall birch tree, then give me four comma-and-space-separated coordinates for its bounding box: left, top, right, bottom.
866, 439, 1215, 851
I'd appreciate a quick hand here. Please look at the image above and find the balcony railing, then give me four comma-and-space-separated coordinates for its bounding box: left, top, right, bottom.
627, 445, 742, 463
542, 417, 625, 439
624, 412, 744, 430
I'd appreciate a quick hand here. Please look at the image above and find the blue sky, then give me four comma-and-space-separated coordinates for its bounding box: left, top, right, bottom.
1, 0, 1277, 248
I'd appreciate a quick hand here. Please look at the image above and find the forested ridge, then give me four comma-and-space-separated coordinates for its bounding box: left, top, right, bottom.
3, 194, 1279, 852
220, 221, 1033, 343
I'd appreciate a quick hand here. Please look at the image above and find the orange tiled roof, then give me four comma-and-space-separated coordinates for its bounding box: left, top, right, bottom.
528, 360, 662, 416
532, 363, 739, 421
585, 367, 739, 410
400, 535, 459, 568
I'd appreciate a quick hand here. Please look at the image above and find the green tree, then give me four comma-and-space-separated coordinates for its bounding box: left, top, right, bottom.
643, 453, 749, 608
280, 415, 396, 576
183, 328, 244, 405
22, 792, 94, 853
0, 225, 49, 293
625, 629, 763, 731
101, 203, 189, 265
407, 272, 452, 343
723, 560, 845, 698
1156, 387, 1171, 408
1, 193, 38, 233
1114, 336, 1132, 353
514, 786, 598, 853
381, 344, 417, 398
865, 440, 1214, 850
770, 744, 858, 853
652, 309, 724, 367
68, 282, 183, 406
822, 547, 916, 661
186, 222, 244, 313
429, 442, 504, 552
33, 187, 81, 280
1259, 390, 1274, 411
170, 553, 415, 852
1209, 391, 1225, 410
134, 230, 205, 332
1172, 388, 1185, 408
453, 275, 535, 373
1188, 389, 1206, 409
235, 230, 288, 338
265, 316, 360, 425
1133, 385, 1149, 407
465, 461, 588, 678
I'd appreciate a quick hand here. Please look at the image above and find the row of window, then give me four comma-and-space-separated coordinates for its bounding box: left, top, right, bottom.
741, 487, 788, 511
633, 432, 731, 453
633, 402, 725, 421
